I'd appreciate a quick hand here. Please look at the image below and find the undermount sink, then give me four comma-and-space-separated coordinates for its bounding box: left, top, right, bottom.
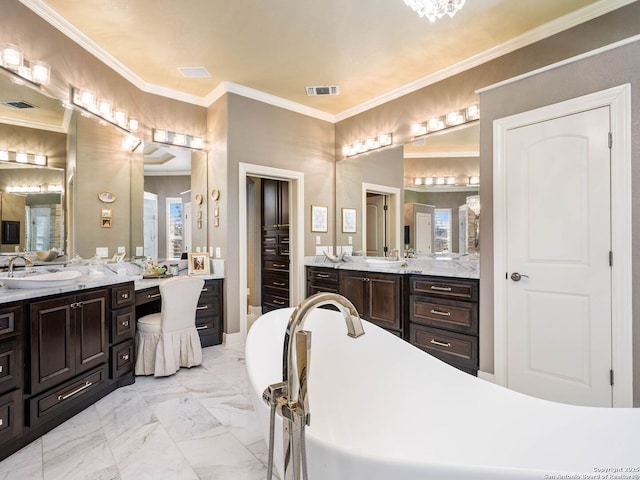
0, 270, 82, 289
365, 258, 405, 268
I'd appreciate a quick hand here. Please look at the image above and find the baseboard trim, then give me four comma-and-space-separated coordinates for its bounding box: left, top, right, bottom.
477, 371, 496, 383
223, 332, 243, 347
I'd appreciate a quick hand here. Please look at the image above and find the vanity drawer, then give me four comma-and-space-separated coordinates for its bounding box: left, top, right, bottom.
200, 279, 221, 298
28, 366, 107, 426
111, 283, 135, 309
135, 287, 161, 306
110, 339, 134, 379
0, 304, 22, 340
111, 308, 135, 343
306, 268, 339, 285
263, 291, 289, 311
0, 388, 23, 445
409, 296, 478, 335
264, 273, 289, 292
410, 324, 478, 370
410, 276, 478, 302
0, 339, 22, 393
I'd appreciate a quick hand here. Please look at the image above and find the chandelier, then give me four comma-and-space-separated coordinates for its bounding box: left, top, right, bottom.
403, 0, 466, 22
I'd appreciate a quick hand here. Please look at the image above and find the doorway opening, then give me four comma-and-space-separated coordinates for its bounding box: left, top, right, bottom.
239, 163, 304, 342
361, 183, 401, 256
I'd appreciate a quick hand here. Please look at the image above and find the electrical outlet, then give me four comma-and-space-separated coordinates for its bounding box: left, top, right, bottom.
215, 247, 221, 258
316, 236, 321, 245
136, 246, 143, 256
246, 288, 250, 296
348, 236, 353, 245
117, 246, 125, 253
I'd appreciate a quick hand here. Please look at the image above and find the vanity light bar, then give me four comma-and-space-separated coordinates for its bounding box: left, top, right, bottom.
70, 87, 140, 134
153, 129, 204, 150
410, 104, 480, 138
342, 133, 392, 157
413, 176, 457, 186
0, 42, 50, 86
0, 150, 47, 166
5, 184, 62, 193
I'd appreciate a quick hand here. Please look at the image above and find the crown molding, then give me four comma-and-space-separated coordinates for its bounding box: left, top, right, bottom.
0, 114, 67, 134
20, 0, 635, 124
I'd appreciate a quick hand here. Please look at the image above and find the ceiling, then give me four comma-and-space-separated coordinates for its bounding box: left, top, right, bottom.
23, 0, 628, 120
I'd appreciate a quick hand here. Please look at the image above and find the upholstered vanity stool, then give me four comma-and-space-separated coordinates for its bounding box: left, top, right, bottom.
135, 276, 205, 376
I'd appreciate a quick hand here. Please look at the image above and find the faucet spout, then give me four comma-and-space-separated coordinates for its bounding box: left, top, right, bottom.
8, 256, 33, 277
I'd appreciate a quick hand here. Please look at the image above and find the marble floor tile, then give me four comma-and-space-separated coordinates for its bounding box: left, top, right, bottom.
0, 344, 273, 480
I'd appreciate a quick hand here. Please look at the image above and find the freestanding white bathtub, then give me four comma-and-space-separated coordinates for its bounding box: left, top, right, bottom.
246, 307, 640, 480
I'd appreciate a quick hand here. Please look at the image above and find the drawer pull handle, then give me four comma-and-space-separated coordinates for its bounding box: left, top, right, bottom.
121, 292, 129, 299
0, 418, 3, 427
57, 381, 92, 401
273, 263, 286, 268
317, 274, 330, 278
273, 299, 286, 305
430, 309, 451, 317
430, 339, 452, 348
196, 325, 209, 330
121, 354, 130, 361
273, 281, 286, 287
122, 320, 129, 327
201, 287, 208, 292
148, 293, 161, 299
430, 286, 452, 292
0, 365, 2, 373
196, 305, 209, 310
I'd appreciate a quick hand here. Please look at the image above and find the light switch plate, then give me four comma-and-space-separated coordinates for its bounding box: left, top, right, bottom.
117, 246, 125, 253
316, 236, 321, 245
348, 236, 353, 245
96, 247, 108, 258
136, 246, 143, 256
215, 247, 221, 258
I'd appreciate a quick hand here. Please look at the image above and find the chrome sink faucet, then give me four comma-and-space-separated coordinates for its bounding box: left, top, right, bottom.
263, 292, 365, 480
8, 256, 33, 277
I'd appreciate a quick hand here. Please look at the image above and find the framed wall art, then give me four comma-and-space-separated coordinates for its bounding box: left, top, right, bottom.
342, 208, 357, 233
311, 205, 328, 232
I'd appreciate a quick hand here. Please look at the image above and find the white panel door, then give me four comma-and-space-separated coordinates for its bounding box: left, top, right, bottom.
143, 191, 158, 259
415, 212, 432, 254
458, 205, 468, 254
366, 194, 387, 256
505, 106, 612, 407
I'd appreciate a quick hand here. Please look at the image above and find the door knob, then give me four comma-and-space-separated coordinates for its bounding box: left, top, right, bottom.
510, 272, 530, 282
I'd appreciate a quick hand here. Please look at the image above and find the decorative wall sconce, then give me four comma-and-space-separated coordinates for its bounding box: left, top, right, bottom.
342, 133, 393, 157
153, 129, 203, 150
0, 149, 47, 166
410, 104, 479, 138
70, 87, 139, 133
0, 42, 50, 86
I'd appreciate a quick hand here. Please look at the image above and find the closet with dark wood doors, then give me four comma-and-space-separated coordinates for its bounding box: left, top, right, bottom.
261, 179, 290, 313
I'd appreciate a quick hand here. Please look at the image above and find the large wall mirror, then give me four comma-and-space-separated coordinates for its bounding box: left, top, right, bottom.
403, 122, 479, 256
0, 71, 67, 256
143, 143, 207, 260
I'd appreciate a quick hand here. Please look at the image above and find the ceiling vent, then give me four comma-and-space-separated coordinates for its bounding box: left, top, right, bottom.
306, 85, 339, 96
178, 67, 211, 78
1, 100, 38, 109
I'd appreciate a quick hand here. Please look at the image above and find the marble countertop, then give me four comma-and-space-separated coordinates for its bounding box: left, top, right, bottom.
304, 254, 479, 279
0, 259, 225, 304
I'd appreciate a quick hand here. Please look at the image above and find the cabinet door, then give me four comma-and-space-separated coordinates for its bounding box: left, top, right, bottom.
262, 179, 279, 228
367, 273, 401, 331
30, 297, 74, 395
279, 180, 289, 226
339, 272, 366, 318
75, 290, 108, 374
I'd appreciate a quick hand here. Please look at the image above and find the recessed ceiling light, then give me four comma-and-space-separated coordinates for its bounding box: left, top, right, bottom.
178, 67, 211, 78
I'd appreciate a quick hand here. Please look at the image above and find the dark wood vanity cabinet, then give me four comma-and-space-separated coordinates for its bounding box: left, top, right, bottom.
109, 283, 136, 379
339, 270, 403, 335
262, 179, 290, 313
195, 279, 223, 347
0, 302, 23, 447
306, 267, 339, 296
29, 289, 108, 396
408, 276, 479, 375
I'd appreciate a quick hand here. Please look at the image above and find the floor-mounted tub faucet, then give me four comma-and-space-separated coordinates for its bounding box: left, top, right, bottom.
263, 292, 365, 480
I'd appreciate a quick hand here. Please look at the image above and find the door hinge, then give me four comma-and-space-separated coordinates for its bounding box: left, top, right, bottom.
610, 369, 614, 386
383, 204, 388, 211
609, 251, 613, 267
608, 132, 613, 149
